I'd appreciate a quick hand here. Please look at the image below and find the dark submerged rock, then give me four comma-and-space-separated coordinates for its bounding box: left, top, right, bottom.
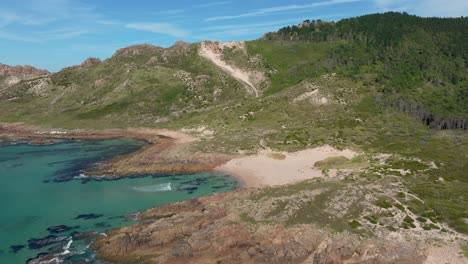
47, 224, 79, 234
72, 231, 98, 240
28, 235, 69, 249
26, 252, 57, 264
74, 213, 103, 220
94, 222, 111, 228
9, 244, 26, 253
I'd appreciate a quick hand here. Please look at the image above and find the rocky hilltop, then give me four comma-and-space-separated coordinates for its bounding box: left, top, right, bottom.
0, 63, 50, 89
0, 63, 50, 78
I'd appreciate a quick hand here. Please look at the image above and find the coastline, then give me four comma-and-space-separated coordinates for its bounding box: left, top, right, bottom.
2, 122, 467, 264
0, 122, 232, 180
1, 122, 360, 188
0, 135, 238, 264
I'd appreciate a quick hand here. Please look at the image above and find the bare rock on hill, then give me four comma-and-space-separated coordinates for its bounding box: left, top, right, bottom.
0, 63, 50, 93
79, 57, 101, 68
0, 63, 50, 78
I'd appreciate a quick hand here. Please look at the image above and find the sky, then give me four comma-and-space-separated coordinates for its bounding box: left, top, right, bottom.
0, 0, 467, 72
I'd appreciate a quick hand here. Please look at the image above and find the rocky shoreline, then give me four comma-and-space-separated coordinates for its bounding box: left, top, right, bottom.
0, 123, 231, 179
91, 189, 429, 264
2, 122, 467, 264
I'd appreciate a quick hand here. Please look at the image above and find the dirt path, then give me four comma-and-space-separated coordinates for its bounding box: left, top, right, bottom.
199, 41, 259, 97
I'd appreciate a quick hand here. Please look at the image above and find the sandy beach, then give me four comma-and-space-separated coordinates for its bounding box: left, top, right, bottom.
216, 145, 357, 187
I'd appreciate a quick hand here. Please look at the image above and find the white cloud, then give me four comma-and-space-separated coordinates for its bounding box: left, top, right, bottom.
193, 1, 231, 8
203, 14, 341, 31
0, 12, 56, 26
206, 0, 361, 21
96, 20, 122, 25
125, 22, 189, 37
0, 0, 100, 27
372, 0, 468, 17
0, 27, 88, 42
0, 0, 106, 42
156, 9, 185, 15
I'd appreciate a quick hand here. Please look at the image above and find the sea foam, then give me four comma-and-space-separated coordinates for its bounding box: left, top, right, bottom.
131, 182, 172, 192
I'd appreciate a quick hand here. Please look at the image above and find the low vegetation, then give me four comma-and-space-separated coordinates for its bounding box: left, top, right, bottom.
0, 12, 467, 236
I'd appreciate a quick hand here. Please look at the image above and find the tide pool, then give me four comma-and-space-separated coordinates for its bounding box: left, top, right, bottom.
0, 139, 237, 263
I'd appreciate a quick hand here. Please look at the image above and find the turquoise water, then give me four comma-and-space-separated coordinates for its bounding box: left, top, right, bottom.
0, 139, 237, 263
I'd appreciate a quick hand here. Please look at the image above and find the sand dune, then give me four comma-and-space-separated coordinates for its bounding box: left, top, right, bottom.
216, 145, 357, 187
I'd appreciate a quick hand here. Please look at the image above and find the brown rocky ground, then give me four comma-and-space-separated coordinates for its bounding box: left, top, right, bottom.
91, 189, 428, 264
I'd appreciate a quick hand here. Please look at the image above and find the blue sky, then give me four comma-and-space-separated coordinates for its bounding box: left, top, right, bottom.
1, 0, 467, 72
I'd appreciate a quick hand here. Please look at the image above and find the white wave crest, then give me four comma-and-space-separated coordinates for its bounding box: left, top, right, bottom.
59, 238, 73, 256
132, 182, 171, 192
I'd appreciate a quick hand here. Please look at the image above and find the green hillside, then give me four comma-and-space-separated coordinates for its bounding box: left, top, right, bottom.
262, 12, 468, 129
0, 12, 467, 234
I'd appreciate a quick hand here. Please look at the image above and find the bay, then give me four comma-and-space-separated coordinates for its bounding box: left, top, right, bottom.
0, 139, 237, 263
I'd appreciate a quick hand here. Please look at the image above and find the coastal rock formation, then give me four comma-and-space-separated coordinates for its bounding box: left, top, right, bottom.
27, 235, 69, 249
92, 190, 427, 263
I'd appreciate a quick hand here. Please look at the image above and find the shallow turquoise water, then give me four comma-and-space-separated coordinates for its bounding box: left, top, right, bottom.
0, 139, 237, 263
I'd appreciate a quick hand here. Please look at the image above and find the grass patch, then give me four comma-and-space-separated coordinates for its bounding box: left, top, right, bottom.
266, 153, 286, 160
375, 198, 393, 209
348, 220, 361, 229
462, 244, 468, 258
314, 155, 368, 170
422, 223, 440, 230
364, 215, 378, 224
314, 156, 349, 169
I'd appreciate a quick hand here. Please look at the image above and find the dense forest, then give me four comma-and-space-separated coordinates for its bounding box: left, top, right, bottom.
263, 12, 468, 130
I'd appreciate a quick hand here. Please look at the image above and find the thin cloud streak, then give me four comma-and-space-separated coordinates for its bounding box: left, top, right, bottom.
0, 28, 88, 42
193, 1, 231, 8
206, 0, 362, 21
371, 0, 468, 17
125, 22, 189, 37
203, 14, 344, 32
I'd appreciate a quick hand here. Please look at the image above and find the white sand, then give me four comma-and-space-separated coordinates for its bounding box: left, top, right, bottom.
199, 41, 259, 97
424, 244, 467, 264
216, 145, 357, 187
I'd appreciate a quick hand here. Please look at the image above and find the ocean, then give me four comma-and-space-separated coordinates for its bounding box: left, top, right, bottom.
0, 138, 237, 263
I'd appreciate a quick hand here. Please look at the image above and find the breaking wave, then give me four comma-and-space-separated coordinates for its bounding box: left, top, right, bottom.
131, 182, 172, 192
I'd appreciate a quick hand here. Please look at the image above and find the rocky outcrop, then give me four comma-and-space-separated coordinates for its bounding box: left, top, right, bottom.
92, 190, 427, 264
79, 57, 101, 68
0, 63, 50, 78
0, 63, 50, 89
